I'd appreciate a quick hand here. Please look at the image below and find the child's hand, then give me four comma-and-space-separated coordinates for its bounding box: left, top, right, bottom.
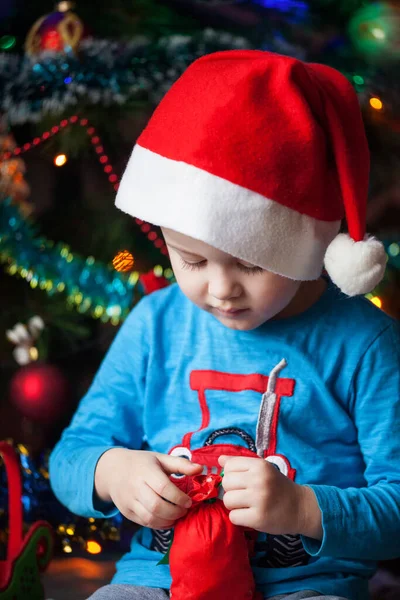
218, 455, 322, 540
95, 448, 203, 529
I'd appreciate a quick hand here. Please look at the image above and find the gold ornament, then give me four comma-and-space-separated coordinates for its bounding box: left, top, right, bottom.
112, 250, 135, 272
25, 2, 84, 56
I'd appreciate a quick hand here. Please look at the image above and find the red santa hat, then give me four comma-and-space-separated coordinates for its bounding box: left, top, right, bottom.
116, 50, 386, 296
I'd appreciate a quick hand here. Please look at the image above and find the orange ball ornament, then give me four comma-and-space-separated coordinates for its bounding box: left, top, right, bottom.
112, 250, 135, 273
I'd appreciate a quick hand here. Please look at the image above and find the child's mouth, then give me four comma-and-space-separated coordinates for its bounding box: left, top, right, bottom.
213, 307, 248, 318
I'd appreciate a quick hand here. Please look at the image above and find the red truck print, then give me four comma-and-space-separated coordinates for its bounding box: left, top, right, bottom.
150, 360, 310, 568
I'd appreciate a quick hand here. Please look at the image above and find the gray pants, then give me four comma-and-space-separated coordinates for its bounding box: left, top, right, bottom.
87, 585, 349, 599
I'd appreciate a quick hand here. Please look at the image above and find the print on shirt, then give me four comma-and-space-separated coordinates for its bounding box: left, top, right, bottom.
150, 360, 310, 568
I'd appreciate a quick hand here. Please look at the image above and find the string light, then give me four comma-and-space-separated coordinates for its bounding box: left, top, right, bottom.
388, 243, 399, 257
86, 540, 102, 555
371, 27, 385, 40
370, 296, 382, 308
54, 153, 67, 167
370, 97, 383, 110
0, 35, 16, 50
29, 347, 39, 361
353, 75, 364, 86
0, 116, 166, 255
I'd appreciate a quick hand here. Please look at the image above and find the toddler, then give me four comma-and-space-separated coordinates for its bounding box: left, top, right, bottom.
50, 50, 400, 600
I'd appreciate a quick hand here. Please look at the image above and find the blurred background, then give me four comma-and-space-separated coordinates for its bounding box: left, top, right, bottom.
0, 1, 399, 598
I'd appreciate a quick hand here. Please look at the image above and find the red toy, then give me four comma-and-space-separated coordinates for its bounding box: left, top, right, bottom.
0, 441, 53, 600
170, 473, 262, 600
166, 361, 292, 600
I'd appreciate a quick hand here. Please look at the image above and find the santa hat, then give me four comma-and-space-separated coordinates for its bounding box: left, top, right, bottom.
116, 50, 386, 296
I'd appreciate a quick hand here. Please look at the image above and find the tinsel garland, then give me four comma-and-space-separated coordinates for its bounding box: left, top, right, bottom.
0, 29, 399, 126
0, 199, 173, 324
0, 31, 251, 125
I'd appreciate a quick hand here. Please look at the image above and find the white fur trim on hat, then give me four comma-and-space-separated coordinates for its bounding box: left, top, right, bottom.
324, 233, 387, 296
116, 145, 341, 281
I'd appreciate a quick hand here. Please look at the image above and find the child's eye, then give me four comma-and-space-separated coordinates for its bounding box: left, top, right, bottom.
180, 258, 206, 271
237, 263, 264, 275
180, 258, 263, 275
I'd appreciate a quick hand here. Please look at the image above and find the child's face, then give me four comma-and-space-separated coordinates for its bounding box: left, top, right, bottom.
162, 228, 301, 331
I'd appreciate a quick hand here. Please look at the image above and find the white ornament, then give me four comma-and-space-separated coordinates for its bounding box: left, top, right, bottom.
28, 315, 45, 336
6, 316, 45, 365
12, 323, 31, 343
13, 346, 31, 366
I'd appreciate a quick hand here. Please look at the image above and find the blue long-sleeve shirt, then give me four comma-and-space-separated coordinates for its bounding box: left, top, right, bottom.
50, 281, 400, 600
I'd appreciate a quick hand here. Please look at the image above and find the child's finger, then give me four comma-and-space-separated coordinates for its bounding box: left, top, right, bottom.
221, 471, 248, 491
130, 499, 177, 530
158, 454, 203, 477
137, 482, 188, 520
218, 455, 229, 468
228, 507, 255, 528
219, 455, 256, 473
223, 490, 252, 510
147, 463, 194, 509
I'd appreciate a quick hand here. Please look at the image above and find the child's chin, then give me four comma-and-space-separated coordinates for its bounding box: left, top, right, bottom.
215, 313, 262, 331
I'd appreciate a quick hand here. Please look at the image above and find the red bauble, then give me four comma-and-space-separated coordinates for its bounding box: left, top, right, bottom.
9, 364, 68, 425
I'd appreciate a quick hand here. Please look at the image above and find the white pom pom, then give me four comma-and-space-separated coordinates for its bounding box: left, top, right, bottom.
324, 233, 387, 296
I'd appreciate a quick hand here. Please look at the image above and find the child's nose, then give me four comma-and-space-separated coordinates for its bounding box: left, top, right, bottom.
208, 272, 241, 301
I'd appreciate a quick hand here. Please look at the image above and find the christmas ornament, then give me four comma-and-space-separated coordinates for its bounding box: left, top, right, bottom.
25, 2, 84, 56
0, 441, 53, 599
0, 120, 30, 209
9, 364, 68, 425
139, 270, 170, 294
349, 2, 400, 61
0, 36, 16, 51
112, 250, 135, 272
6, 317, 45, 366
0, 157, 30, 201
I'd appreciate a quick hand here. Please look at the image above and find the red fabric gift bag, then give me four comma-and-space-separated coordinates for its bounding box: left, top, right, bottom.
169, 474, 262, 600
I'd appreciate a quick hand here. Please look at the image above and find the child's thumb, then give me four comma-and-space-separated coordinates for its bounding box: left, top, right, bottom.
159, 454, 203, 476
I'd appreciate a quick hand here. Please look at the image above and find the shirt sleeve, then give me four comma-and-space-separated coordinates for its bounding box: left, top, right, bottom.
49, 299, 149, 519
301, 321, 400, 560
